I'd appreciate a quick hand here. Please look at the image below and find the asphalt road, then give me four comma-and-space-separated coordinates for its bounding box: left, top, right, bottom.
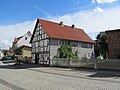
0, 64, 120, 90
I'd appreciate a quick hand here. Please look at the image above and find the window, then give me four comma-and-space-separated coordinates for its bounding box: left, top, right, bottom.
32, 49, 35, 52
63, 40, 69, 45
58, 40, 69, 45
41, 41, 43, 46
36, 42, 38, 47
70, 41, 78, 47
81, 43, 88, 48
25, 37, 27, 40
32, 54, 35, 59
78, 42, 81, 47
88, 44, 93, 48
81, 42, 93, 48
44, 40, 48, 46
36, 48, 38, 52
59, 40, 62, 45
32, 43, 35, 48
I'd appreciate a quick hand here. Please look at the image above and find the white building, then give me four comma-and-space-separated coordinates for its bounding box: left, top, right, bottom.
14, 31, 32, 48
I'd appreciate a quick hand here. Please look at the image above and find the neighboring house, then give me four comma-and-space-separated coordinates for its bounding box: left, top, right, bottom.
12, 31, 32, 60
17, 45, 32, 61
106, 29, 120, 59
7, 47, 14, 56
30, 19, 94, 65
13, 31, 32, 48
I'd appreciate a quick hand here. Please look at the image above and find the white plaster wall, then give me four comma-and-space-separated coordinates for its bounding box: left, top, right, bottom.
16, 32, 32, 47
50, 45, 60, 59
50, 39, 59, 59
76, 46, 94, 59
50, 39, 94, 60
50, 45, 94, 60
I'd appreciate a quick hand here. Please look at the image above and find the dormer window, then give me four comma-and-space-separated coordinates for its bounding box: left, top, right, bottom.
25, 37, 27, 40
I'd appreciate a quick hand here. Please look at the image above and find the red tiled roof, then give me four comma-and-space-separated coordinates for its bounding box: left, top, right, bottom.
31, 19, 94, 43
14, 36, 23, 44
14, 31, 31, 44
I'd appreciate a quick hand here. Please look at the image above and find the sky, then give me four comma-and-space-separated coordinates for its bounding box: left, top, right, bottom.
0, 0, 120, 49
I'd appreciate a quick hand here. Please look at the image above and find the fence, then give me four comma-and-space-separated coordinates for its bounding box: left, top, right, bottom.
51, 58, 120, 70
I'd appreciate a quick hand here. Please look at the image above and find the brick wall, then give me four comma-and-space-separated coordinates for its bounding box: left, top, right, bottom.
107, 30, 120, 59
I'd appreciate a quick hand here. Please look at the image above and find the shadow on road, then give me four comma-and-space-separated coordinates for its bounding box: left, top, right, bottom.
88, 71, 120, 78
70, 68, 120, 78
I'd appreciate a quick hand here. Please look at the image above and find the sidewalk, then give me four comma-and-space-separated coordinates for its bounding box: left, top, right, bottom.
15, 64, 120, 83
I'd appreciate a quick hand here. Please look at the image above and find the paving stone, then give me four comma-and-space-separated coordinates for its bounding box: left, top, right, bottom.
0, 64, 120, 90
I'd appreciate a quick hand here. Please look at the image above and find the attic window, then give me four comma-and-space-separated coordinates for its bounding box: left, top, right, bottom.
25, 37, 27, 40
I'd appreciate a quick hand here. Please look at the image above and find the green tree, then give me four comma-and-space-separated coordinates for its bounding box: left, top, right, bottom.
58, 44, 78, 59
12, 42, 21, 56
95, 33, 108, 58
100, 35, 108, 58
3, 50, 9, 56
57, 44, 78, 68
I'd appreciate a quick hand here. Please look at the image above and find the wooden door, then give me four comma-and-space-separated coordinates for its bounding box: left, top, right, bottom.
35, 54, 39, 64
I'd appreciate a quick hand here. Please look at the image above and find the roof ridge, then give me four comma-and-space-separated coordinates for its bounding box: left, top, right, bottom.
38, 18, 83, 31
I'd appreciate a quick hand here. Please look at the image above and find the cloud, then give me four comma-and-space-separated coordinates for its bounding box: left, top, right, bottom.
92, 0, 118, 4
48, 6, 120, 39
93, 7, 103, 12
0, 40, 12, 50
0, 5, 120, 49
0, 20, 36, 49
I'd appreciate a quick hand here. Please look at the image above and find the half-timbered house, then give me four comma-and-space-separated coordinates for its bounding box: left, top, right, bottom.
30, 19, 94, 65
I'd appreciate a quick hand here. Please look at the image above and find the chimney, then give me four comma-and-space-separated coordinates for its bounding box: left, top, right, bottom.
59, 21, 64, 27
72, 24, 75, 29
